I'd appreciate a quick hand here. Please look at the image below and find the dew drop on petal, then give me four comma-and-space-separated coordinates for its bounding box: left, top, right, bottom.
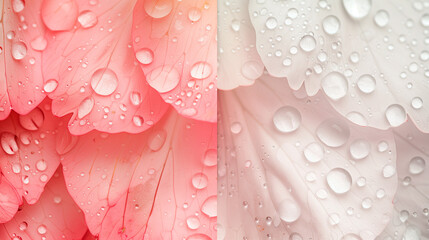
273, 106, 301, 133
36, 160, 47, 171
37, 224, 47, 235
304, 142, 324, 163
277, 199, 301, 223
78, 11, 98, 29
265, 17, 278, 29
409, 156, 425, 175
316, 118, 350, 147
383, 164, 396, 178
299, 35, 316, 52
19, 108, 44, 131
144, 0, 173, 19
322, 72, 348, 100
136, 49, 154, 65
12, 163, 21, 174
322, 15, 340, 35
11, 41, 27, 60
43, 79, 58, 93
346, 112, 368, 126
19, 222, 27, 231
343, 0, 371, 20
147, 66, 180, 93
203, 149, 217, 167
12, 0, 25, 13
91, 68, 118, 96
190, 62, 212, 79
191, 173, 208, 189
1, 132, 18, 155
241, 61, 264, 80
349, 139, 370, 160
385, 104, 406, 127
147, 130, 167, 151
421, 13, 429, 27
374, 10, 389, 27
230, 122, 242, 134
411, 97, 423, 109
78, 97, 94, 119
130, 92, 142, 106
132, 115, 144, 127
327, 168, 352, 194
357, 74, 376, 94
361, 197, 372, 209
201, 196, 217, 217
30, 36, 48, 51
188, 8, 201, 22
186, 216, 200, 230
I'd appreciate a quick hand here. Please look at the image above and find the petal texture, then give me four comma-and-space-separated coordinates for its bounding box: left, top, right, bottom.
132, 0, 217, 122
42, 0, 168, 135
0, 0, 46, 119
60, 109, 216, 239
249, 0, 429, 131
0, 174, 20, 223
218, 0, 263, 90
0, 99, 61, 206
218, 74, 397, 239
0, 168, 87, 240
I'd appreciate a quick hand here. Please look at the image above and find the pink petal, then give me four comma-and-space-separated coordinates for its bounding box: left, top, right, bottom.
42, 0, 169, 135
132, 0, 217, 122
0, 168, 87, 240
0, 99, 61, 205
0, 0, 46, 119
0, 174, 20, 223
60, 110, 217, 239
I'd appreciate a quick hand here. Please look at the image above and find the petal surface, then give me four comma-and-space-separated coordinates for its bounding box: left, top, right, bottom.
0, 99, 61, 205
0, 0, 46, 119
218, 74, 397, 239
249, 0, 429, 131
0, 174, 20, 223
218, 0, 263, 90
60, 109, 216, 239
0, 168, 87, 240
132, 0, 217, 122
42, 0, 168, 135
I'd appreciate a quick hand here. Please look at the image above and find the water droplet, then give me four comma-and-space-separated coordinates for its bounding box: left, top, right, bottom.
241, 61, 264, 80
1, 132, 18, 155
37, 224, 47, 235
136, 48, 154, 65
190, 62, 212, 79
130, 92, 142, 106
411, 97, 423, 109
11, 41, 27, 60
299, 35, 316, 52
231, 19, 240, 32
133, 115, 144, 127
421, 13, 429, 27
78, 97, 94, 119
186, 216, 200, 230
357, 74, 376, 94
43, 79, 58, 93
230, 122, 242, 134
203, 149, 217, 167
12, 0, 25, 13
30, 36, 48, 51
144, 0, 173, 18
385, 104, 406, 127
53, 196, 62, 204
148, 130, 167, 151
382, 164, 395, 178
317, 118, 350, 147
290, 233, 303, 240
78, 11, 98, 29
361, 197, 372, 209
201, 196, 217, 217
19, 221, 28, 231
304, 142, 324, 163
278, 199, 301, 223
192, 173, 208, 189
322, 72, 348, 100
349, 139, 370, 160
36, 160, 47, 171
265, 17, 278, 29
188, 8, 201, 22
147, 66, 180, 93
19, 107, 44, 131
327, 168, 352, 194
409, 156, 425, 175
273, 106, 301, 133
12, 163, 21, 174
328, 213, 340, 225
346, 111, 367, 126
343, 0, 371, 20
374, 10, 389, 27
322, 15, 340, 35
91, 68, 118, 96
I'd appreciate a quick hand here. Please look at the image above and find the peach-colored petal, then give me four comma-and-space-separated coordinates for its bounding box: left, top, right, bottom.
0, 0, 46, 119
60, 109, 216, 239
218, 74, 397, 239
42, 0, 168, 135
0, 174, 20, 223
0, 168, 87, 240
132, 0, 217, 122
0, 99, 61, 205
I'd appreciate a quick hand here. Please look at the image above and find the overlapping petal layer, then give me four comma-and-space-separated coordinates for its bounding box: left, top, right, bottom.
42, 0, 168, 135
0, 0, 46, 119
60, 109, 216, 239
132, 0, 217, 122
218, 74, 397, 239
249, 0, 429, 132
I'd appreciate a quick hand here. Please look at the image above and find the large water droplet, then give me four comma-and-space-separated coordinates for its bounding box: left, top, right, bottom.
299, 35, 316, 52
374, 10, 389, 27
322, 72, 348, 100
192, 173, 208, 189
37, 224, 47, 235
36, 160, 47, 171
19, 108, 44, 131
385, 104, 406, 127
136, 48, 154, 65
382, 164, 396, 178
43, 79, 58, 93
11, 42, 27, 60
144, 0, 173, 18
322, 15, 340, 35
147, 66, 180, 93
273, 106, 301, 133
343, 0, 371, 20
349, 139, 370, 160
409, 156, 425, 175
304, 142, 324, 163
1, 133, 18, 155
78, 97, 94, 119
357, 74, 376, 94
203, 149, 217, 167
186, 216, 200, 230
91, 68, 118, 96
12, 0, 25, 13
190, 62, 212, 79
78, 11, 98, 29
265, 17, 278, 29
327, 168, 352, 194
188, 8, 202, 22
278, 199, 301, 223
317, 118, 350, 147
201, 196, 217, 217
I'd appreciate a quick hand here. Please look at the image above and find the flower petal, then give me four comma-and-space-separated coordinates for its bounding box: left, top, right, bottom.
0, 99, 61, 205
60, 109, 216, 239
0, 174, 20, 223
132, 0, 217, 122
0, 0, 46, 119
378, 120, 429, 239
248, 0, 429, 131
218, 74, 397, 239
42, 0, 168, 135
0, 168, 87, 240
218, 0, 263, 90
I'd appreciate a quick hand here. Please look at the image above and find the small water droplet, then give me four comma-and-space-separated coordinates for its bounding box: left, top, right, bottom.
322, 72, 348, 100
190, 62, 212, 79
133, 115, 144, 127
343, 0, 371, 20
277, 199, 301, 223
147, 130, 167, 151
265, 17, 278, 29
357, 74, 376, 94
385, 104, 406, 127
409, 156, 425, 175
37, 225, 47, 235
317, 118, 350, 147
374, 10, 389, 27
136, 48, 154, 65
191, 173, 208, 189
273, 106, 301, 133
91, 68, 118, 96
299, 35, 316, 52
349, 139, 370, 160
36, 160, 47, 171
230, 122, 242, 134
188, 8, 201, 22
12, 0, 25, 13
11, 41, 27, 60
303, 142, 324, 163
186, 216, 200, 230
43, 79, 58, 93
327, 168, 352, 194
322, 15, 340, 35
144, 0, 173, 18
203, 149, 216, 167
78, 11, 98, 28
